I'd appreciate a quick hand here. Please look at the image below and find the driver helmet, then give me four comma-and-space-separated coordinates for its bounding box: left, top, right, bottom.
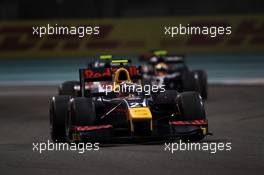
155, 63, 168, 72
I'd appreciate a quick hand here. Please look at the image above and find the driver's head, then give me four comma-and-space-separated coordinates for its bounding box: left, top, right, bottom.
154, 63, 168, 76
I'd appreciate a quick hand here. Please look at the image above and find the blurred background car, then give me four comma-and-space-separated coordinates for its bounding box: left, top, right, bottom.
140, 50, 208, 99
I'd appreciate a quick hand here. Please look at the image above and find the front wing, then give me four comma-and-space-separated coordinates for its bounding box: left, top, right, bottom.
69, 120, 209, 142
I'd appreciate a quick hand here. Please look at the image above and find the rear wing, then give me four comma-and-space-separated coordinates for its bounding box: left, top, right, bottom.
164, 55, 185, 64
149, 55, 186, 65
79, 67, 112, 82
79, 66, 142, 96
79, 67, 112, 96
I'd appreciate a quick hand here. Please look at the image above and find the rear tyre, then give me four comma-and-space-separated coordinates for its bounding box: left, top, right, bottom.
50, 96, 70, 142
176, 92, 206, 141
193, 70, 208, 100
66, 97, 96, 139
58, 81, 79, 97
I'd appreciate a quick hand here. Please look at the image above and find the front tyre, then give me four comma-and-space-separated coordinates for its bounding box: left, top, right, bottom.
49, 95, 70, 142
176, 92, 207, 141
176, 92, 205, 121
66, 97, 96, 140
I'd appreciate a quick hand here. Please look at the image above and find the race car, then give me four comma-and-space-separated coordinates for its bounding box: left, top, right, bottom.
49, 64, 210, 143
141, 50, 208, 100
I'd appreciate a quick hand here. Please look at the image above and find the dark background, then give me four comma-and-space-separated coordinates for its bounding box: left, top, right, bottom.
0, 0, 263, 20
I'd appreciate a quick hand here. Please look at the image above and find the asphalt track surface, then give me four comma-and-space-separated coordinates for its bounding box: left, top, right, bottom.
0, 85, 263, 175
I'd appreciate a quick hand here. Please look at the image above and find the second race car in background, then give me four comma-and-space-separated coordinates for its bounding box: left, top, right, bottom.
140, 50, 208, 100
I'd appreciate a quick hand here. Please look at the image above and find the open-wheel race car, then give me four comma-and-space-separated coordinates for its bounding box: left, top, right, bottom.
141, 50, 208, 100
50, 63, 210, 143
